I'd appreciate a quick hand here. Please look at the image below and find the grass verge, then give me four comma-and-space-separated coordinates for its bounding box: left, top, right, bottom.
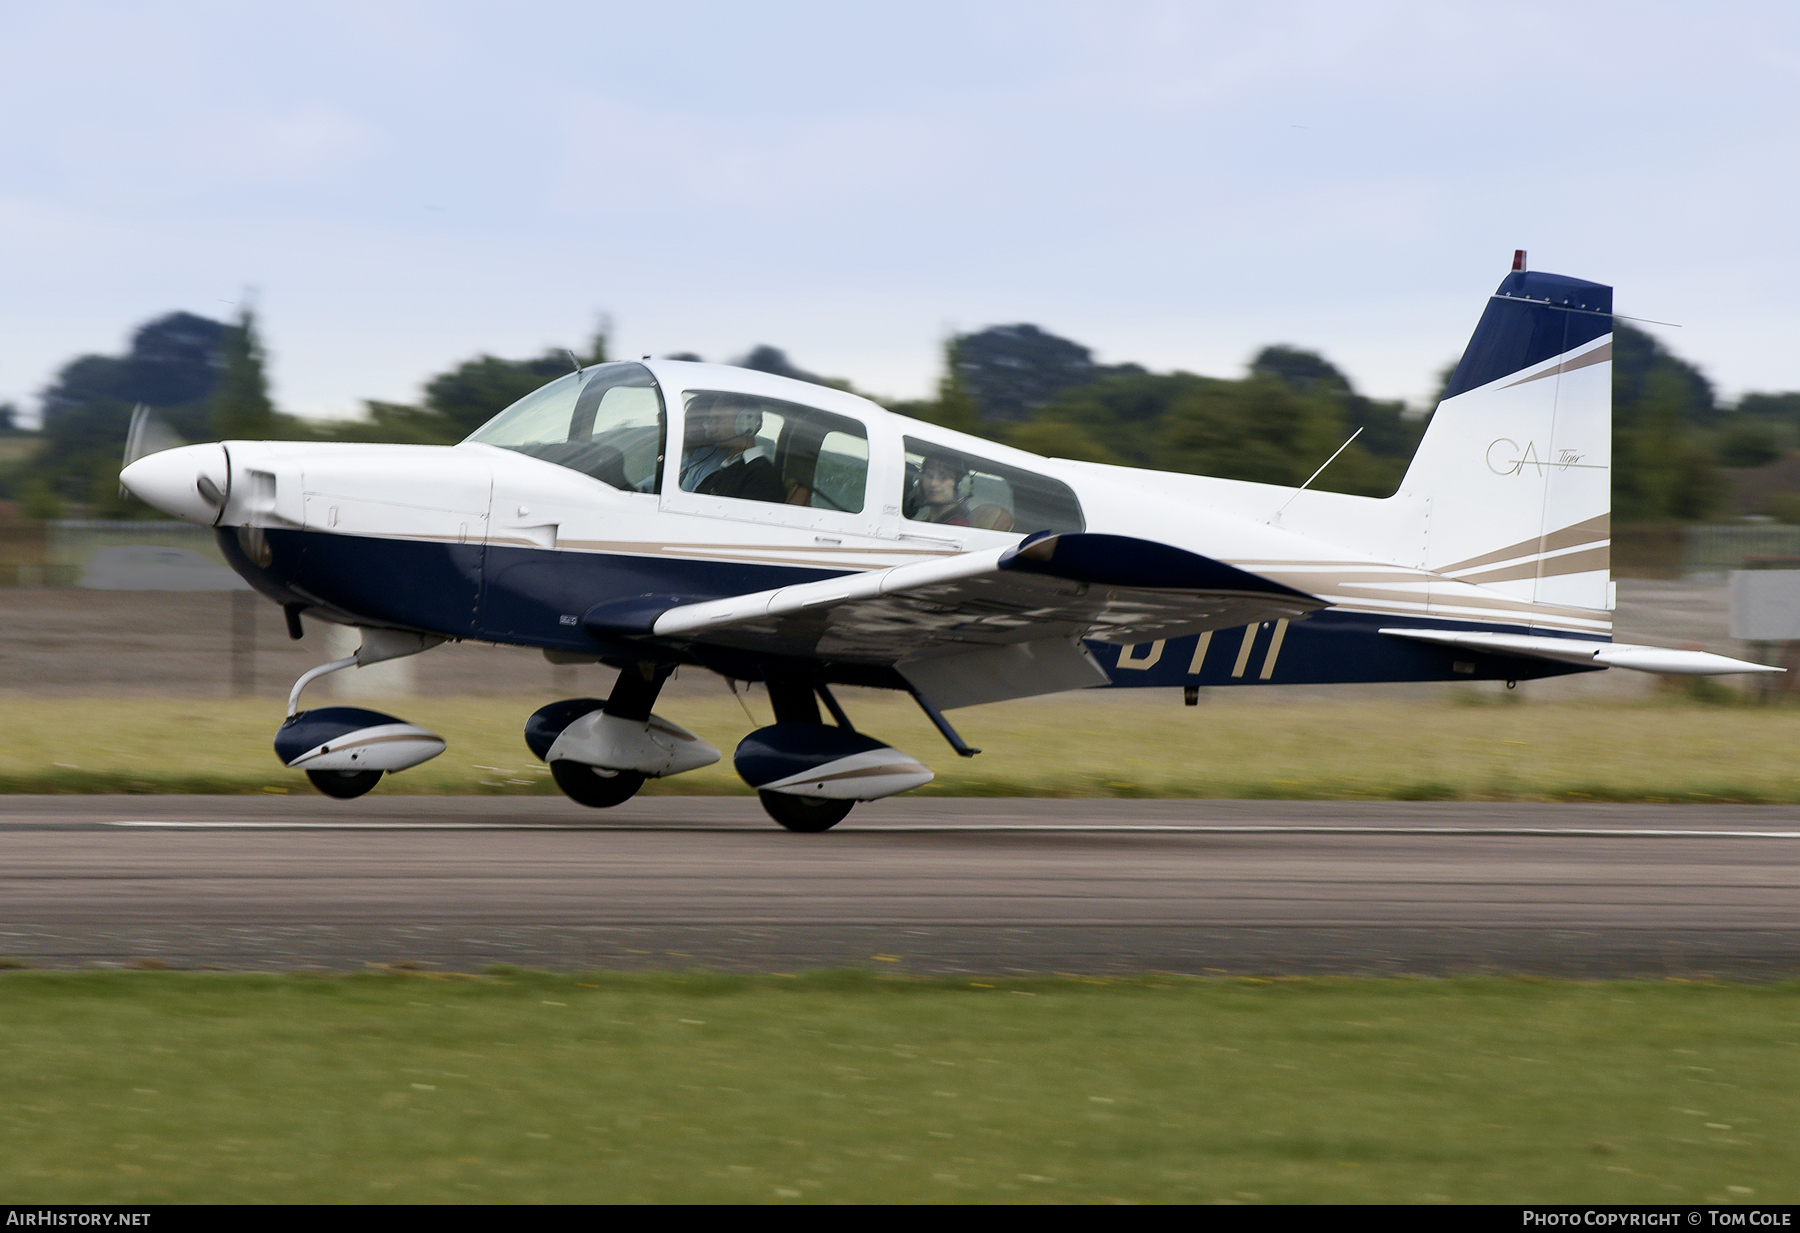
2, 692, 1796, 801
0, 971, 1793, 1204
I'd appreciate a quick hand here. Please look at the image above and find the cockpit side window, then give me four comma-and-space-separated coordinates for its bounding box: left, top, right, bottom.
901, 436, 1084, 534
679, 392, 867, 513
463, 362, 666, 493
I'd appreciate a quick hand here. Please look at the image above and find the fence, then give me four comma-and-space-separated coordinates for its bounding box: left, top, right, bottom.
1684, 525, 1800, 576
0, 520, 244, 588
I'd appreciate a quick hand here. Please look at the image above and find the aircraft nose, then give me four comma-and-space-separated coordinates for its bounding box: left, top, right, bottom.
121, 443, 230, 526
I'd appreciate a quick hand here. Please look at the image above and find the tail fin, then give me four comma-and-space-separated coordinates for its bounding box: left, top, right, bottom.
1399, 258, 1613, 611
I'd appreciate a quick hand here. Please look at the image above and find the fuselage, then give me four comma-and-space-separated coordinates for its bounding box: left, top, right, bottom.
127, 358, 1607, 691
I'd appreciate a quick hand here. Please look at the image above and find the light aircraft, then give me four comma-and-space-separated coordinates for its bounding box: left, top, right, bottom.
121, 254, 1777, 830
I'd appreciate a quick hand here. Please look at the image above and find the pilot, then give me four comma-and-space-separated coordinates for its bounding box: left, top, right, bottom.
679, 394, 786, 503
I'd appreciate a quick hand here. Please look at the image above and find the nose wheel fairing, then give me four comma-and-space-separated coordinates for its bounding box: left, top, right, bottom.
274, 707, 448, 773
275, 706, 448, 799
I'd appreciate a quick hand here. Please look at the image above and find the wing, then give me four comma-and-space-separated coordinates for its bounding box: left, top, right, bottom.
584, 532, 1323, 664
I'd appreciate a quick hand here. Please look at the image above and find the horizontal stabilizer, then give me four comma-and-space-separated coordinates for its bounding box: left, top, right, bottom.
643, 533, 1323, 663
1380, 628, 1781, 676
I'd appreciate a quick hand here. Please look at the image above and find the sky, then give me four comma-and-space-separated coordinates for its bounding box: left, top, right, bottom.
4, 0, 1800, 425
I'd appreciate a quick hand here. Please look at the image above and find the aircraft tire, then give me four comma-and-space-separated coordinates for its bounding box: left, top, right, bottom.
550, 761, 645, 808
305, 769, 383, 799
758, 791, 854, 833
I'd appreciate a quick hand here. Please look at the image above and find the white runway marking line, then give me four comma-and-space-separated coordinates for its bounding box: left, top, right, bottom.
105, 821, 1800, 838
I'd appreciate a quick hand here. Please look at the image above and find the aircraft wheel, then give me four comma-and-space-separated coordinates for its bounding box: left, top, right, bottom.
306, 769, 383, 799
758, 791, 854, 833
550, 761, 645, 808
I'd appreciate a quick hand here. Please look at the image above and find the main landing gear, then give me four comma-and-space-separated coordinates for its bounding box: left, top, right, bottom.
731, 678, 933, 832
307, 768, 386, 799
550, 762, 646, 808
527, 665, 975, 832
524, 663, 720, 810
756, 790, 854, 833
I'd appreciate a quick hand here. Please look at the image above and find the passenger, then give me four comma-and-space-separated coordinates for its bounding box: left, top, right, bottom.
680, 395, 785, 503
915, 455, 973, 526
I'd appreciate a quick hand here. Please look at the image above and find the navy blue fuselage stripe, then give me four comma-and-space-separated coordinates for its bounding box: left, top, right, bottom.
232, 529, 1594, 687
1092, 614, 1591, 687
1440, 271, 1613, 401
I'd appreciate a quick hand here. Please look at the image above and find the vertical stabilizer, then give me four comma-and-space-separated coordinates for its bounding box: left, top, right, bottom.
1400, 264, 1613, 613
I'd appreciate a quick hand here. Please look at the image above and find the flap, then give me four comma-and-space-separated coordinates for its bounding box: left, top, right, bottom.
897, 637, 1111, 710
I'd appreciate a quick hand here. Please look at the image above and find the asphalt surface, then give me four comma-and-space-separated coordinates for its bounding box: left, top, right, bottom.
3, 795, 1798, 978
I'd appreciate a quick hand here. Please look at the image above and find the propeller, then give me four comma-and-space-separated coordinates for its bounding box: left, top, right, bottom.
120, 403, 186, 500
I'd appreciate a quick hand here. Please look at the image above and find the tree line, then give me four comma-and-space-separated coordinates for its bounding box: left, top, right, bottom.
0, 304, 1787, 523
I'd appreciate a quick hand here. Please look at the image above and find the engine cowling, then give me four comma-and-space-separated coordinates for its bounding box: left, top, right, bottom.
274, 706, 446, 772
734, 724, 933, 801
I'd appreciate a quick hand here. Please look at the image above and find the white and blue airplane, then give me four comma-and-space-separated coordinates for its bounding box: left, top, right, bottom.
121, 255, 1775, 829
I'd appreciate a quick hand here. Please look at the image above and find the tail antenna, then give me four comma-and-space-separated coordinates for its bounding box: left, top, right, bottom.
1272, 426, 1363, 523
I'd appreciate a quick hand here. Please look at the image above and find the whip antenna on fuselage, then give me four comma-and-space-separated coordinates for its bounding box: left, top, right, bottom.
1272, 425, 1362, 522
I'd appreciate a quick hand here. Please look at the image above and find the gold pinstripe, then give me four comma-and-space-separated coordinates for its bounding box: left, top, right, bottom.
1230, 625, 1258, 677
1434, 513, 1611, 575
1497, 339, 1612, 390
1450, 545, 1611, 587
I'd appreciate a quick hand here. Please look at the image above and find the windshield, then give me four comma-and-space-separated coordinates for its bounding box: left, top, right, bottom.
464, 362, 665, 492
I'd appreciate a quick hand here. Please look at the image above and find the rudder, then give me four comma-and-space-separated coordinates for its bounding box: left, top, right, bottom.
1399, 256, 1613, 612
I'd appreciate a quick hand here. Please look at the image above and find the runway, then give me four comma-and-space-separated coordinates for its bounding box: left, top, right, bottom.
3, 795, 1798, 978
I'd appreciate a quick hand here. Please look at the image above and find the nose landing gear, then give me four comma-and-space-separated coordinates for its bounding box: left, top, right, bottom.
276, 628, 447, 799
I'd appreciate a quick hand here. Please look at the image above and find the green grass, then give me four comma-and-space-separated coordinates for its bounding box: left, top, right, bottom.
0, 972, 1794, 1203
2, 691, 1797, 801
0, 436, 40, 464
